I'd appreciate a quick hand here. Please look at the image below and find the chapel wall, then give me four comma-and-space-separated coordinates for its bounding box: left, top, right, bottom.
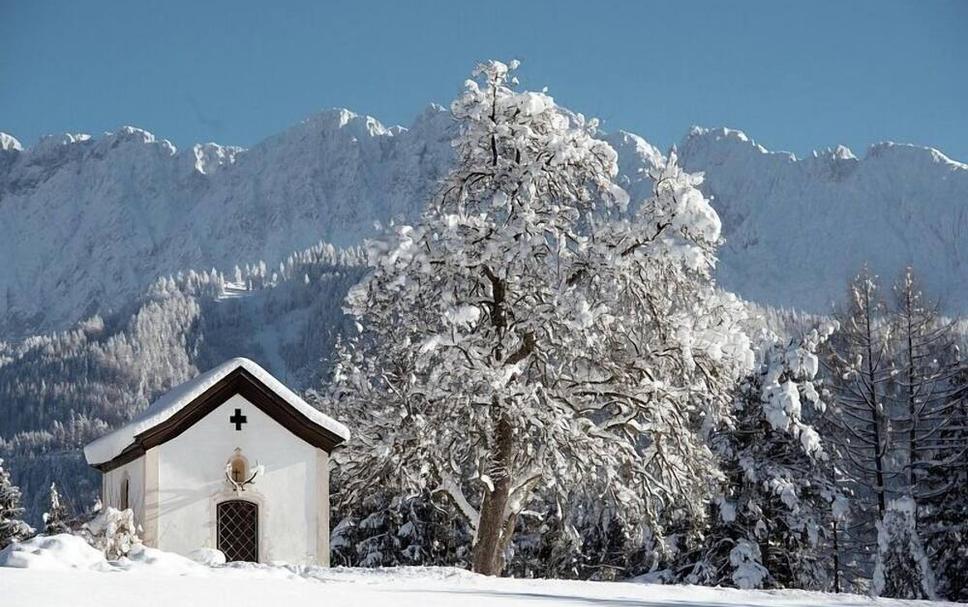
102, 455, 146, 525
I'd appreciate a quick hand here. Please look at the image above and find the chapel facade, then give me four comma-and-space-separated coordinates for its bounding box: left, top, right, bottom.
83, 358, 349, 565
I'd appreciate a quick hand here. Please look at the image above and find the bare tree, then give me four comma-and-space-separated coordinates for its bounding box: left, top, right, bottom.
889, 267, 962, 505
827, 267, 895, 518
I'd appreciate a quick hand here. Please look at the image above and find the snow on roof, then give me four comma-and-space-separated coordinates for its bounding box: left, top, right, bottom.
83, 358, 350, 466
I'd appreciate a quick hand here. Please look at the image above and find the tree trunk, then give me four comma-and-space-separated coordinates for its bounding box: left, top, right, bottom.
494, 510, 519, 575
832, 519, 841, 593
472, 415, 514, 576
863, 287, 888, 517
904, 292, 918, 502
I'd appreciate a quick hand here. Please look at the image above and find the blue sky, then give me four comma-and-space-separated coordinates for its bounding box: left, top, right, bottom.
2, 0, 966, 160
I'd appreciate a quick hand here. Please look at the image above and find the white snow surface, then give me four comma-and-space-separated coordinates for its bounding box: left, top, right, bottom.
0, 534, 956, 607
675, 127, 968, 313
0, 132, 23, 151
83, 357, 350, 465
0, 106, 454, 336
2, 106, 967, 337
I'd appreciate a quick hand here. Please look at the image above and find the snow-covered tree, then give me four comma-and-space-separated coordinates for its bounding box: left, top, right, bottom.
328, 60, 752, 575
687, 328, 844, 590
827, 267, 894, 518
42, 482, 71, 535
0, 458, 33, 548
820, 265, 967, 597
872, 496, 935, 600
885, 266, 968, 601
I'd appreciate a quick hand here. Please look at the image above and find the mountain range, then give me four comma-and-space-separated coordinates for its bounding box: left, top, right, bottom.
1, 105, 966, 339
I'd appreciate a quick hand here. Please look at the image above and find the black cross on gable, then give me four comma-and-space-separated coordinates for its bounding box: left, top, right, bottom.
229, 408, 247, 431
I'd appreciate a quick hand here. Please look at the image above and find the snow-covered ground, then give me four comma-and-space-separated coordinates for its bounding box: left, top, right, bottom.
0, 535, 956, 607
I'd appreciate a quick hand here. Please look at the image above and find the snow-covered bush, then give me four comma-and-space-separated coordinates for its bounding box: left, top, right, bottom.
80, 506, 141, 560
331, 489, 471, 568
0, 532, 109, 570
872, 497, 935, 600
188, 547, 226, 566
729, 540, 768, 589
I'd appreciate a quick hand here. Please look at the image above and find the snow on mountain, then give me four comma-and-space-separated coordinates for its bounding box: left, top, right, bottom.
0, 132, 23, 152
1, 107, 966, 338
191, 142, 243, 175
678, 127, 968, 312
0, 106, 453, 336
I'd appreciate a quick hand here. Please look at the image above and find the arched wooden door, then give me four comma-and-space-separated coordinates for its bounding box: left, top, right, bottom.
217, 500, 259, 562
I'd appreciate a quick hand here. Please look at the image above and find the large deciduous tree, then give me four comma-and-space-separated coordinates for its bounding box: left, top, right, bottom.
328, 60, 752, 575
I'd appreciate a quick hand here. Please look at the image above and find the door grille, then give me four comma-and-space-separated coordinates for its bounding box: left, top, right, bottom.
217, 500, 259, 562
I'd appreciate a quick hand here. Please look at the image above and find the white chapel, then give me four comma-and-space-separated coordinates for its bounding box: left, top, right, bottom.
83, 357, 349, 565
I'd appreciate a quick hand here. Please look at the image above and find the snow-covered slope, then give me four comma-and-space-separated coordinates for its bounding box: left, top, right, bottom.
0, 535, 957, 607
0, 241, 365, 521
1, 107, 966, 337
678, 127, 968, 312
0, 106, 452, 336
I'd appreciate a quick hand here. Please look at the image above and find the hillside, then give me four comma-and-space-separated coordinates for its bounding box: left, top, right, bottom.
0, 242, 365, 520
677, 128, 968, 311
0, 107, 451, 336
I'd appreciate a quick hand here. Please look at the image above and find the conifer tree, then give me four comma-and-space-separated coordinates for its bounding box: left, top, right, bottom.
827, 267, 894, 517
43, 482, 71, 535
885, 266, 966, 600
825, 267, 896, 578
688, 328, 844, 589
920, 366, 968, 601
889, 266, 961, 503
0, 458, 33, 548
81, 506, 140, 560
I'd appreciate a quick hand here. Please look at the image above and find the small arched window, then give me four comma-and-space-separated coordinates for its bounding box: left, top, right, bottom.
230, 456, 247, 483
226, 449, 259, 492
120, 477, 130, 510
228, 449, 249, 484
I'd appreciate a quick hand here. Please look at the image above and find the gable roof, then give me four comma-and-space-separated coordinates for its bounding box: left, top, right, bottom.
84, 358, 350, 471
